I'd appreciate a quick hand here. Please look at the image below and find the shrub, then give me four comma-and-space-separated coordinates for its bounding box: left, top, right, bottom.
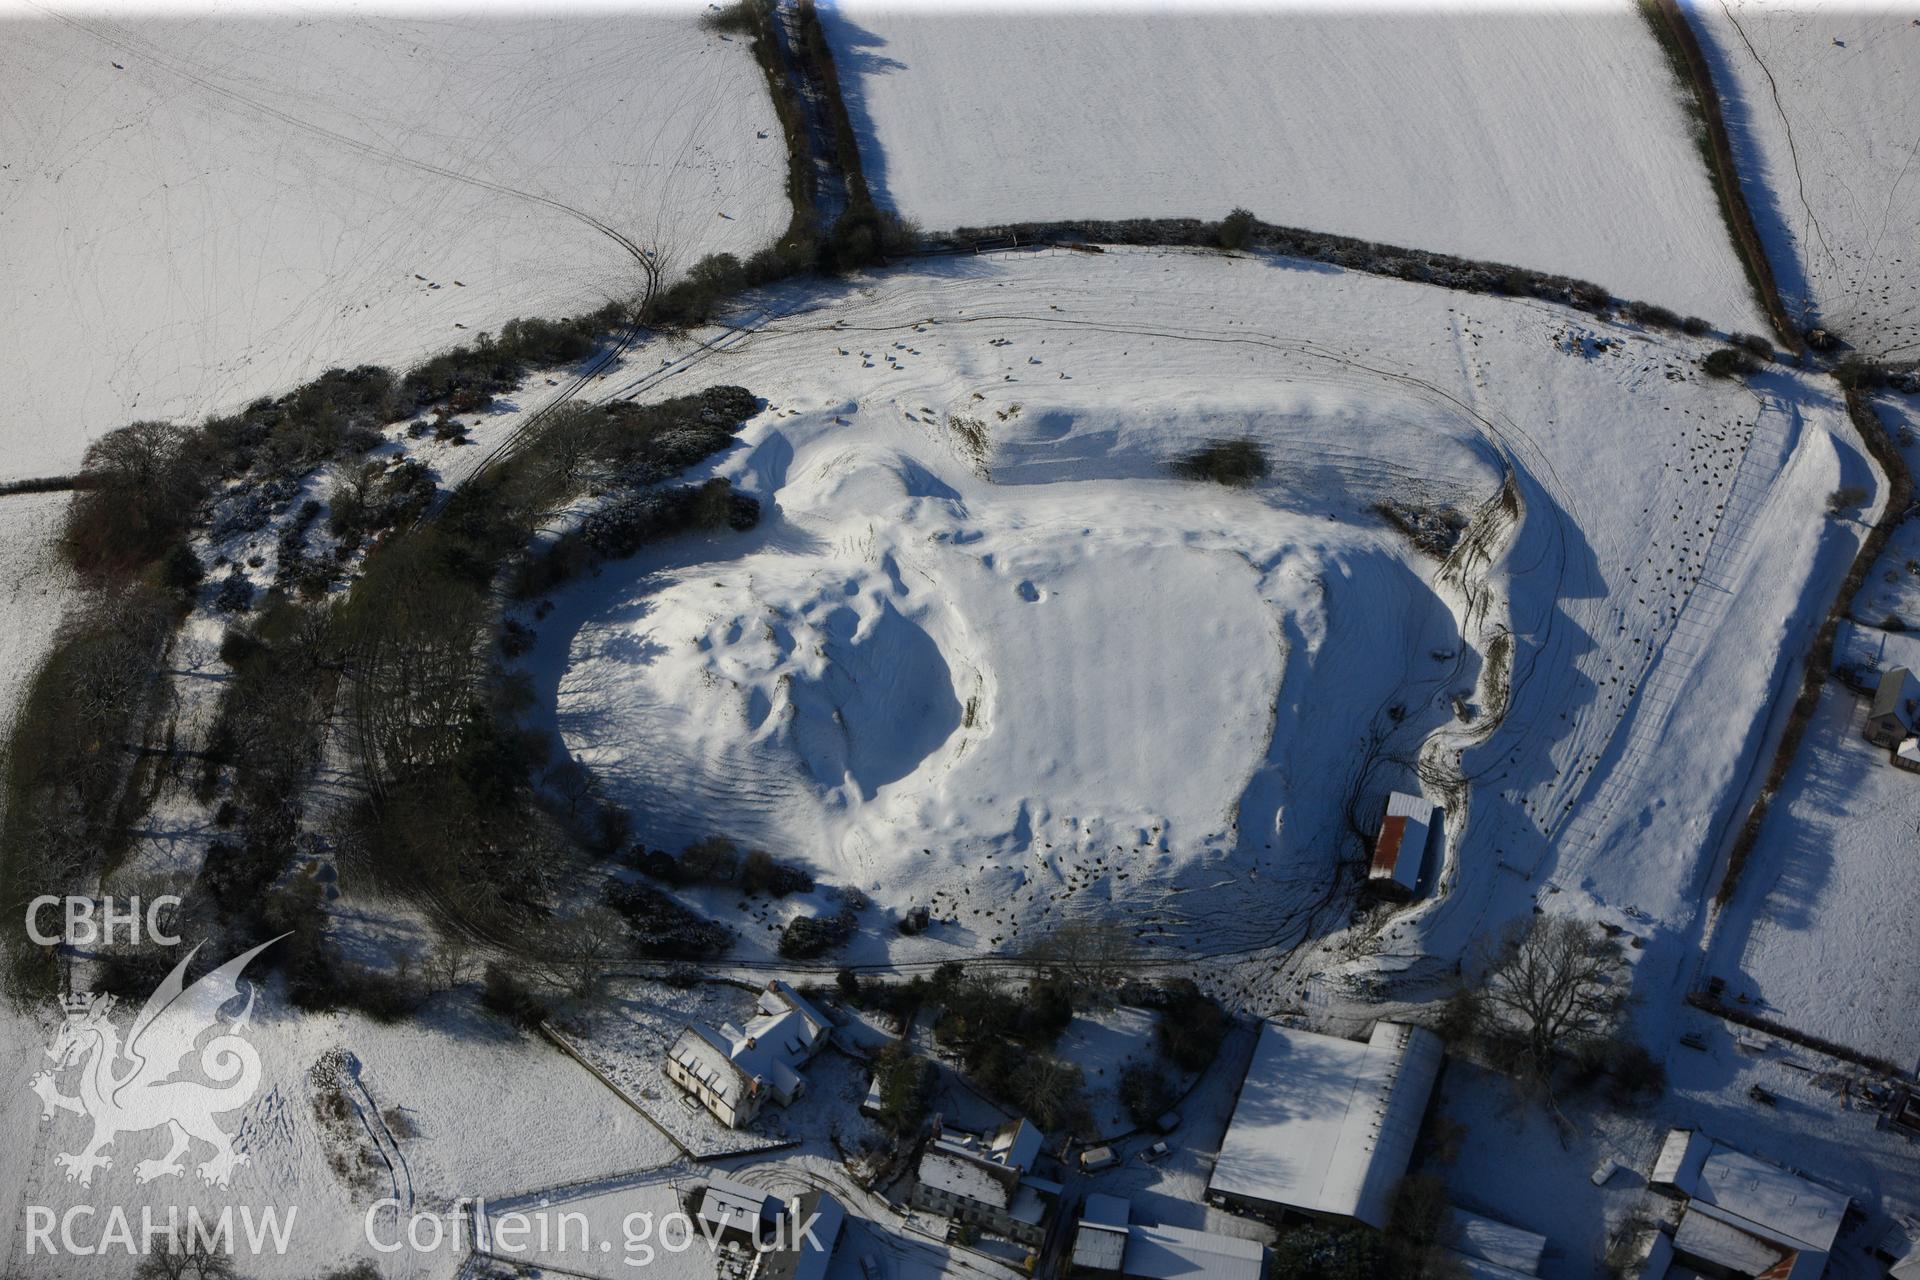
1173, 438, 1269, 486
1702, 347, 1757, 379
1119, 1063, 1176, 1128
1624, 300, 1680, 329
1827, 485, 1869, 515
741, 848, 815, 896
1154, 979, 1228, 1071
1217, 207, 1258, 252
1680, 315, 1711, 336
481, 962, 550, 1028
1833, 357, 1887, 390
779, 905, 857, 959
1734, 332, 1774, 358
603, 880, 732, 957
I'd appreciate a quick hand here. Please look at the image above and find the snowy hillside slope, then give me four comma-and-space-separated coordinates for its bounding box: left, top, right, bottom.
818, 0, 1767, 331
1692, 1, 1920, 355
518, 246, 1855, 975
0, 1, 786, 480
0, 493, 78, 803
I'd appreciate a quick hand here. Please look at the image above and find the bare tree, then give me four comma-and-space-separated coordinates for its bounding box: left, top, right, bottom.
431, 935, 475, 991
1476, 914, 1629, 1080
534, 906, 631, 999
1021, 919, 1136, 995
134, 1239, 236, 1280
1009, 1053, 1086, 1132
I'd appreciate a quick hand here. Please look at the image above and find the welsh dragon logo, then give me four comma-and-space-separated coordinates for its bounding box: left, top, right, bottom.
30, 937, 281, 1188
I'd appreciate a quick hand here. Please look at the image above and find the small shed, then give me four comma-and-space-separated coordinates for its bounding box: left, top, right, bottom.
1448, 1209, 1547, 1276
1649, 1128, 1710, 1196
1370, 792, 1437, 900
1072, 1194, 1131, 1273
1866, 666, 1918, 747
1898, 738, 1920, 773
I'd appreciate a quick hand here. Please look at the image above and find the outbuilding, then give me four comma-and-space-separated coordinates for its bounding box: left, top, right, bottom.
1207, 1020, 1443, 1229
1865, 666, 1918, 747
1369, 792, 1438, 900
1643, 1129, 1849, 1279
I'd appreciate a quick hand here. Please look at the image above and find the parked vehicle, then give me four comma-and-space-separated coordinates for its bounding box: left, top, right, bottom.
1141, 1141, 1172, 1163
1153, 1111, 1181, 1134
1080, 1146, 1119, 1172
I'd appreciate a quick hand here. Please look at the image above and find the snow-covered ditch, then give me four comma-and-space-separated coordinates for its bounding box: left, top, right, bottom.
514, 246, 1859, 993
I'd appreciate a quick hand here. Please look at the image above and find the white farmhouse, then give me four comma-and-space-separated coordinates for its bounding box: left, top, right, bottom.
665, 979, 833, 1128
910, 1118, 1057, 1245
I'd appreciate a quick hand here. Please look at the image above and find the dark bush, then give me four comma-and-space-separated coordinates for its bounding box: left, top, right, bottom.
1680, 315, 1711, 336
741, 848, 815, 897
1119, 1062, 1176, 1128
1173, 438, 1269, 486
1217, 207, 1257, 252
1624, 300, 1681, 329
64, 421, 211, 577
602, 880, 732, 957
1834, 357, 1887, 391
1154, 979, 1228, 1071
481, 962, 551, 1028
779, 906, 857, 959
680, 836, 740, 883
1702, 348, 1757, 379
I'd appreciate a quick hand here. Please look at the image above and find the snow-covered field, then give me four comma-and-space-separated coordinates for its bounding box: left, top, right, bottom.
0, 0, 786, 481
1692, 1, 1920, 356
0, 992, 675, 1278
818, 0, 1767, 330
515, 246, 1861, 991
1705, 682, 1920, 1071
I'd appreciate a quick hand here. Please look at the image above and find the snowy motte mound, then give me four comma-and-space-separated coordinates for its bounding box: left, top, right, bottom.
530, 249, 1866, 962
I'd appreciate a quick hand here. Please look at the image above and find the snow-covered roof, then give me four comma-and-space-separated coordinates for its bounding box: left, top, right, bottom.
991, 1119, 1043, 1172
699, 1177, 777, 1240
669, 988, 828, 1109
760, 979, 832, 1046
1072, 1220, 1127, 1273
1370, 792, 1434, 893
1692, 1142, 1848, 1254
919, 1149, 1014, 1209
1651, 1128, 1712, 1194
1900, 737, 1920, 766
1673, 1203, 1827, 1280
1872, 666, 1917, 724
1208, 1020, 1443, 1229
1449, 1209, 1546, 1275
1448, 1257, 1539, 1280
1120, 1222, 1265, 1280
755, 1191, 845, 1280
670, 1026, 756, 1107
